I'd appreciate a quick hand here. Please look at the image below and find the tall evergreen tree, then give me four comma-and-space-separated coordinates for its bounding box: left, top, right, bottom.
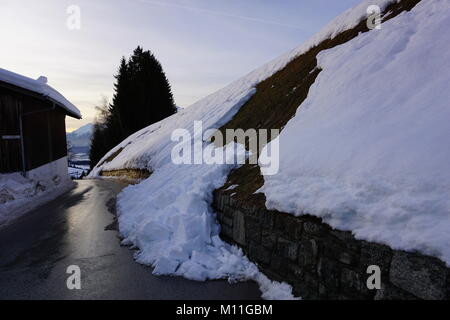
90, 46, 176, 169
111, 46, 176, 137
89, 97, 111, 168
89, 122, 106, 168
108, 57, 129, 145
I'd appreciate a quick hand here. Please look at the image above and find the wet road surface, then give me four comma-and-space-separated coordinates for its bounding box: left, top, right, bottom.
0, 179, 261, 300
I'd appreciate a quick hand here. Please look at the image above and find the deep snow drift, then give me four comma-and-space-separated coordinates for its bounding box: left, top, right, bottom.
117, 144, 295, 299
261, 0, 450, 264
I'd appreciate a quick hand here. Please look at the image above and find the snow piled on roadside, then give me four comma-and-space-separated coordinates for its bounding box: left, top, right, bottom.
261, 0, 450, 264
0, 158, 74, 227
117, 144, 297, 300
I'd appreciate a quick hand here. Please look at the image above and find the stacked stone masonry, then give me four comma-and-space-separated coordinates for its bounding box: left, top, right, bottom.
213, 191, 450, 300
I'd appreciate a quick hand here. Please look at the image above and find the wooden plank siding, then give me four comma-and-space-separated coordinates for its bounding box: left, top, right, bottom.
0, 86, 68, 174
21, 107, 67, 171
0, 93, 23, 173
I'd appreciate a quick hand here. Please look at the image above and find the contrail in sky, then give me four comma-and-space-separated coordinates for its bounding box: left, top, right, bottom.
136, 0, 305, 30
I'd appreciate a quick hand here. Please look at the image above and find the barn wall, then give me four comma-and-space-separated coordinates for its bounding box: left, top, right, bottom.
22, 106, 67, 171
49, 110, 68, 161
0, 92, 22, 173
0, 86, 68, 173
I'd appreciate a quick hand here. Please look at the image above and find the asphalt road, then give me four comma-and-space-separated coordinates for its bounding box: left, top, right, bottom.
0, 179, 261, 300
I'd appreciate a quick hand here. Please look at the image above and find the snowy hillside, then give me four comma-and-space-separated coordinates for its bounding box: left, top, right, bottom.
90, 0, 398, 175
260, 0, 450, 264
67, 123, 93, 152
87, 0, 450, 298
68, 123, 93, 139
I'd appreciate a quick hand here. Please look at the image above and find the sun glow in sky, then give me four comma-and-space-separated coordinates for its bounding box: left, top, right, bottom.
0, 0, 360, 132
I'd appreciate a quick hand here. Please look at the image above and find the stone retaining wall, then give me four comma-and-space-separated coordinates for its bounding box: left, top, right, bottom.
213, 191, 450, 300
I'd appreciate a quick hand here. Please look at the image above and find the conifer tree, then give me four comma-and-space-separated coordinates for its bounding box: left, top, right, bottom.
90, 46, 176, 169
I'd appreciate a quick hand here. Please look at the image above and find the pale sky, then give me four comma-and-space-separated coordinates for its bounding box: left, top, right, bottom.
0, 0, 360, 132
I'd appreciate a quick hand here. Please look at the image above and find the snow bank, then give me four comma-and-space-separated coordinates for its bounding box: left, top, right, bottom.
117, 144, 297, 300
0, 68, 81, 118
98, 107, 299, 298
0, 157, 74, 227
261, 0, 450, 264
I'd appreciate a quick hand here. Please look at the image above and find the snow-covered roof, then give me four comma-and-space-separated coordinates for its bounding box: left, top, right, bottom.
0, 68, 81, 119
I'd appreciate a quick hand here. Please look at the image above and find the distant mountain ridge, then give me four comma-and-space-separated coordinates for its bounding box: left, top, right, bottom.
67, 123, 93, 154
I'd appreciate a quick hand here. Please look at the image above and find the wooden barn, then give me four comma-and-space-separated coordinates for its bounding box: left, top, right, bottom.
0, 68, 81, 176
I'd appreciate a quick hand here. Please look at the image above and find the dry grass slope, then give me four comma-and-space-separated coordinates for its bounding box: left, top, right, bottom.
215, 0, 423, 209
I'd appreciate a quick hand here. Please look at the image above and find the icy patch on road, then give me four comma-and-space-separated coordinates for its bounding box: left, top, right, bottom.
117, 144, 297, 300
